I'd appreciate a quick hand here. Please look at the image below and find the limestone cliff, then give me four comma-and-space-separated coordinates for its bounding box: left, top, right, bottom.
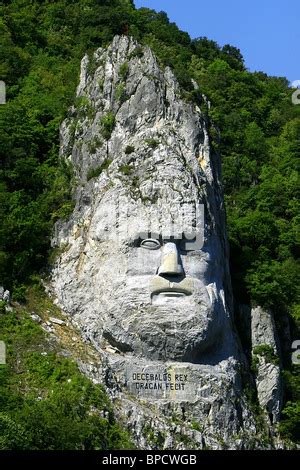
50, 36, 283, 449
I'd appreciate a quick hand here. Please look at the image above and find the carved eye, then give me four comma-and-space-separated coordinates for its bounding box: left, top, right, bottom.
140, 239, 161, 250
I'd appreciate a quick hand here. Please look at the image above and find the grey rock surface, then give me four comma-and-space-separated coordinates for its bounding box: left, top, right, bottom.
251, 306, 280, 354
49, 317, 65, 326
30, 313, 42, 323
50, 36, 282, 449
0, 288, 10, 303
251, 306, 282, 423
3, 290, 10, 303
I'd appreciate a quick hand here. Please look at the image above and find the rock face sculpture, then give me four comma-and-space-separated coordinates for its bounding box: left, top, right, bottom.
51, 36, 282, 449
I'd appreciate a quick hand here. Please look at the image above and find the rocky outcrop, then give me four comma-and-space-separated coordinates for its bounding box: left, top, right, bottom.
251, 306, 282, 424
0, 286, 10, 303
50, 36, 282, 449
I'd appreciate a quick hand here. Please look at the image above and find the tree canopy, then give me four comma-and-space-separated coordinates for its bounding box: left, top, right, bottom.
0, 0, 299, 445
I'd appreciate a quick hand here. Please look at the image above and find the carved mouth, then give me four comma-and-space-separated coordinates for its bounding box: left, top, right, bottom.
150, 277, 194, 302
151, 288, 192, 298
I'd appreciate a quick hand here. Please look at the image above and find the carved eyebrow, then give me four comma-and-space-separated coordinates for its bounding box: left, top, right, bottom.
132, 233, 198, 248
135, 233, 188, 243
134, 232, 160, 242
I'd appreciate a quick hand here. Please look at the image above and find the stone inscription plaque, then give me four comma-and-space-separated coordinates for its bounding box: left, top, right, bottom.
124, 365, 199, 401
132, 372, 187, 391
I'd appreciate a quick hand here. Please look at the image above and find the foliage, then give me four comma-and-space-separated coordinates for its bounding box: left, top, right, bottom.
100, 112, 116, 140
119, 61, 129, 80
0, 307, 133, 450
124, 145, 135, 154
87, 159, 112, 181
0, 414, 29, 450
279, 402, 300, 443
279, 368, 300, 443
87, 136, 103, 154
118, 164, 132, 176
190, 422, 203, 432
11, 284, 27, 303
252, 344, 279, 368
115, 83, 128, 103
128, 46, 143, 59
144, 138, 159, 148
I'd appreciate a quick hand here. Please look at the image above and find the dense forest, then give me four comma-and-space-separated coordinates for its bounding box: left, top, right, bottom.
0, 0, 299, 447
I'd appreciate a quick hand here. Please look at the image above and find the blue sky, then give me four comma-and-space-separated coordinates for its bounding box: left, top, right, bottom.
134, 0, 299, 85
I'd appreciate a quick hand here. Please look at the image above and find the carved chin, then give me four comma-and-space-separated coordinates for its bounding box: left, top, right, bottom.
102, 301, 223, 362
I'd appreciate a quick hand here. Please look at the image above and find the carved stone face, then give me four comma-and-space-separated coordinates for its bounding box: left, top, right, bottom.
80, 181, 227, 362
53, 34, 231, 363
54, 130, 230, 363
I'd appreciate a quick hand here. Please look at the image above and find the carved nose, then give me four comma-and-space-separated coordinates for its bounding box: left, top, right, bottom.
158, 242, 183, 276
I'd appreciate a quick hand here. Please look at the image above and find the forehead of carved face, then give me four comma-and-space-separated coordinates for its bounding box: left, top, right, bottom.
84, 183, 226, 362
